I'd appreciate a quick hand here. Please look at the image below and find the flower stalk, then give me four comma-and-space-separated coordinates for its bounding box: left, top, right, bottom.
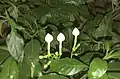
71, 27, 80, 58
59, 41, 62, 56
57, 33, 65, 57
72, 35, 77, 52
45, 33, 53, 56
47, 42, 51, 56
31, 62, 35, 78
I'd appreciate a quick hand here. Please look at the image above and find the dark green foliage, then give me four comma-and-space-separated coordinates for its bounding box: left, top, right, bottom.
0, 0, 120, 79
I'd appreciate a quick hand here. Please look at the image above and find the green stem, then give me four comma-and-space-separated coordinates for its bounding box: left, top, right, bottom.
48, 42, 51, 56
71, 36, 77, 58
30, 62, 35, 78
72, 36, 77, 51
103, 50, 109, 60
103, 50, 114, 60
59, 42, 62, 57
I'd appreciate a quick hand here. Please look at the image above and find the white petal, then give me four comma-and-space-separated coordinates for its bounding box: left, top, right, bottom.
45, 33, 53, 43
72, 27, 80, 36
57, 33, 65, 42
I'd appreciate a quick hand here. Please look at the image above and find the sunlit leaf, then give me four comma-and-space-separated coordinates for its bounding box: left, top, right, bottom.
0, 57, 19, 79
88, 58, 108, 79
6, 31, 24, 62
49, 58, 88, 75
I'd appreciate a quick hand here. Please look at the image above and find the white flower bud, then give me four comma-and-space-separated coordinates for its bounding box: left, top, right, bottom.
57, 33, 65, 42
45, 33, 53, 43
72, 27, 80, 36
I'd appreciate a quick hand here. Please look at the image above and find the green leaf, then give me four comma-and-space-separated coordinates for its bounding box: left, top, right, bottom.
33, 5, 50, 19
22, 14, 36, 25
19, 59, 30, 79
108, 73, 120, 79
0, 57, 19, 79
24, 39, 41, 64
49, 58, 88, 75
48, 0, 85, 6
21, 39, 41, 78
39, 74, 69, 79
0, 49, 9, 64
83, 14, 103, 35
108, 51, 120, 59
99, 73, 108, 79
37, 28, 46, 44
34, 62, 42, 77
63, 28, 74, 51
63, 0, 86, 5
88, 58, 108, 79
80, 52, 94, 64
6, 31, 24, 62
7, 2, 19, 20
48, 4, 79, 23
78, 4, 90, 19
108, 61, 120, 70
93, 13, 113, 37
108, 61, 120, 79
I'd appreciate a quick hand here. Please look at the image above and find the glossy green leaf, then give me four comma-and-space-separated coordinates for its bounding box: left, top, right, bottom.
24, 39, 41, 64
93, 13, 113, 37
108, 51, 120, 59
49, 58, 88, 75
0, 57, 19, 79
6, 31, 24, 62
21, 39, 41, 78
88, 58, 108, 79
39, 74, 69, 79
